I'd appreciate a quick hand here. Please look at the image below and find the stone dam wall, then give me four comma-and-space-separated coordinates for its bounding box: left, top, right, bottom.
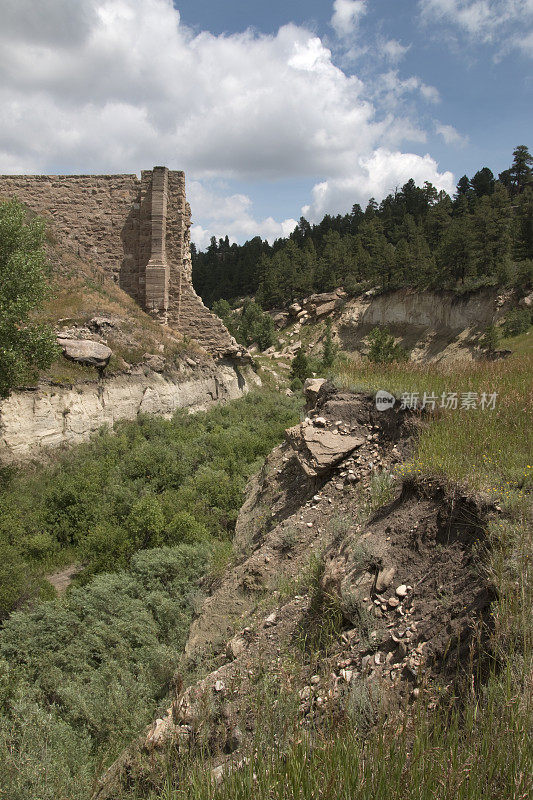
0, 167, 234, 355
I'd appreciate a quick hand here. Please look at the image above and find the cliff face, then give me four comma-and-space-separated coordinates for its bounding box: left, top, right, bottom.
0, 363, 260, 463
337, 288, 507, 361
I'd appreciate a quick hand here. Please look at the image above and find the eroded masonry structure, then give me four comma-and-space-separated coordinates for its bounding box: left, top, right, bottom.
0, 167, 234, 355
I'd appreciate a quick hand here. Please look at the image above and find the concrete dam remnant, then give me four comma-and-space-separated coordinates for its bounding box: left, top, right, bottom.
0, 166, 237, 356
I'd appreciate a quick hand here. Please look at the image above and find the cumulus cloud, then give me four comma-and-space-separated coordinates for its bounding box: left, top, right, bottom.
188, 181, 297, 247
0, 0, 390, 179
419, 0, 533, 56
330, 0, 367, 38
303, 149, 455, 220
0, 0, 456, 243
435, 122, 469, 147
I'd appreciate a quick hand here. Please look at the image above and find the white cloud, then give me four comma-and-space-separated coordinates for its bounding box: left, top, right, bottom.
516, 29, 533, 56
330, 0, 367, 38
304, 149, 455, 220
188, 181, 297, 247
374, 70, 440, 108
419, 0, 533, 56
0, 0, 455, 243
380, 38, 411, 63
435, 122, 469, 146
0, 1, 389, 179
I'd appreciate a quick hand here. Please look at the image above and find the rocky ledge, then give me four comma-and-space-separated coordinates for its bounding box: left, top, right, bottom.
0, 361, 260, 463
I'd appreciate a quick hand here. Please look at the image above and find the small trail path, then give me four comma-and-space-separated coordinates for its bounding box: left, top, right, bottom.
46, 564, 82, 594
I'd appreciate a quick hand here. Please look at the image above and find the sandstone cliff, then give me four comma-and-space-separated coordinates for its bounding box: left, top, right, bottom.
0, 361, 259, 463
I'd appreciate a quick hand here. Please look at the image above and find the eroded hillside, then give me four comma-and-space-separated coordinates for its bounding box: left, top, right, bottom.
92, 384, 504, 799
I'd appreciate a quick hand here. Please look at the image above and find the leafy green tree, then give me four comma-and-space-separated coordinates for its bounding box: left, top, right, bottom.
367, 327, 408, 364
0, 200, 59, 397
238, 300, 275, 350
212, 298, 231, 320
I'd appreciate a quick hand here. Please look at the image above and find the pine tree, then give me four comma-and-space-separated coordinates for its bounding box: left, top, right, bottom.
510, 145, 533, 195
290, 348, 310, 382
321, 318, 338, 369
470, 168, 495, 198
471, 184, 513, 283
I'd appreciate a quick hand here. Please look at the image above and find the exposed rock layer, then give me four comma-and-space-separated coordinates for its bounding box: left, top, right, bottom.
0, 362, 259, 462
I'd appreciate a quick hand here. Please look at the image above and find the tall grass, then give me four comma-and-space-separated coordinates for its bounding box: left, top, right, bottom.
335, 352, 532, 493
154, 687, 531, 800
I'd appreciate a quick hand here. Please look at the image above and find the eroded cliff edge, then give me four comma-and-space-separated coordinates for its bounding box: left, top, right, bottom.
0, 361, 260, 463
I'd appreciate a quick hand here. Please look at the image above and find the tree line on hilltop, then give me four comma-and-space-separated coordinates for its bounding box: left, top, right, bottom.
192, 145, 533, 309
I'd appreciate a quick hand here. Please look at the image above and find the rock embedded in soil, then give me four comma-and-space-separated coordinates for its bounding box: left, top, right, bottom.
285, 422, 365, 475
304, 378, 327, 405
376, 566, 396, 593
57, 337, 112, 369
226, 636, 246, 660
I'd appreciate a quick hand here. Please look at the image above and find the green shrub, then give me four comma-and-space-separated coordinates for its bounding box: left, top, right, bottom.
0, 390, 301, 609
480, 323, 500, 353
290, 347, 312, 381
322, 318, 339, 369
289, 377, 303, 392
126, 494, 165, 550
0, 543, 211, 797
166, 511, 209, 544
502, 307, 531, 338
0, 545, 30, 619
367, 326, 408, 364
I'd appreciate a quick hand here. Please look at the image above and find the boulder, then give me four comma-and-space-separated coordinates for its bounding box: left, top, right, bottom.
57, 338, 112, 369
285, 422, 365, 475
289, 302, 302, 316
87, 316, 118, 333
270, 311, 290, 328
314, 301, 337, 317
303, 291, 345, 313
303, 377, 326, 405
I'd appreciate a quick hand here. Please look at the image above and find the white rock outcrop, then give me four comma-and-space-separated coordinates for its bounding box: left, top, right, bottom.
0, 363, 260, 462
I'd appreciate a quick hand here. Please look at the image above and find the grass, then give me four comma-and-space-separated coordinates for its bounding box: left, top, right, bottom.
151, 685, 531, 800
335, 348, 532, 495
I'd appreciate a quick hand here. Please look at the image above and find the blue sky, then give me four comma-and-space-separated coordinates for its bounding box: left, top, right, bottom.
0, 0, 531, 247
